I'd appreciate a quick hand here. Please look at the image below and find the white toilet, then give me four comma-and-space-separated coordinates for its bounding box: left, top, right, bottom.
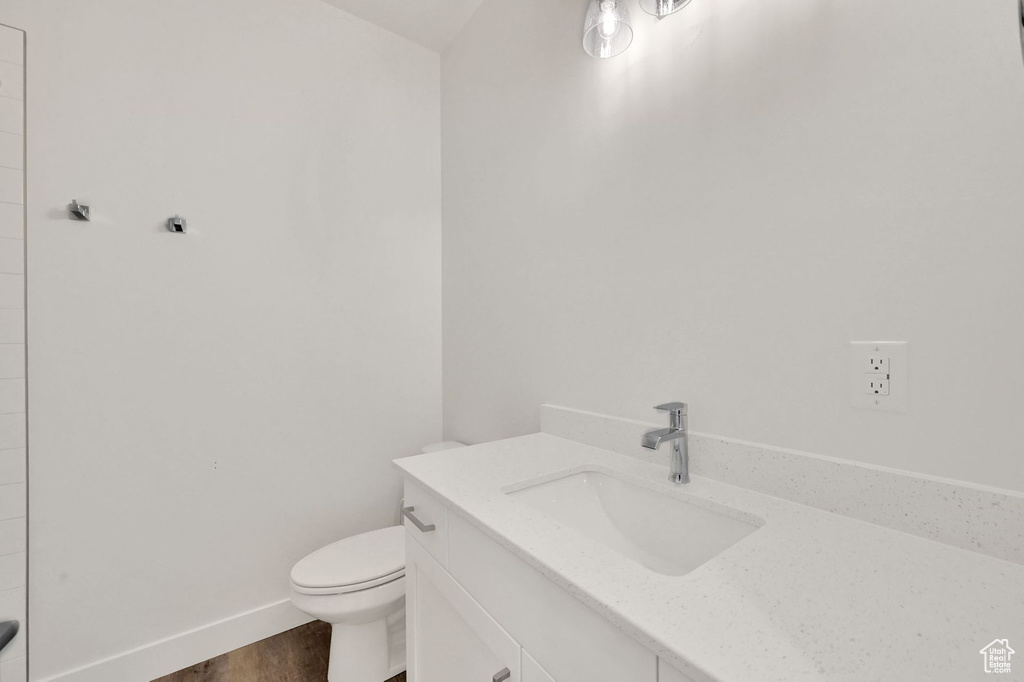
289, 441, 465, 682
290, 525, 407, 682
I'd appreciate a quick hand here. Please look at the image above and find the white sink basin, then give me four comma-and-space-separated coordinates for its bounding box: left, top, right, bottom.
508, 470, 761, 576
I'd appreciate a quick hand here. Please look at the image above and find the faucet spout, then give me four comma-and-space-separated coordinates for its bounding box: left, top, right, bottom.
641, 426, 677, 450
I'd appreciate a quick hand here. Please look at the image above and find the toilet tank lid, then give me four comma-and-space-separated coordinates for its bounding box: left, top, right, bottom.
421, 441, 466, 453
290, 525, 405, 590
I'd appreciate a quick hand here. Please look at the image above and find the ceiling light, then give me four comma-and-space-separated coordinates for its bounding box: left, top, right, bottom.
583, 0, 633, 59
638, 0, 693, 18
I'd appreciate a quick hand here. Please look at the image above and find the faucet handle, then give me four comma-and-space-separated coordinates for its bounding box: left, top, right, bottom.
654, 402, 687, 416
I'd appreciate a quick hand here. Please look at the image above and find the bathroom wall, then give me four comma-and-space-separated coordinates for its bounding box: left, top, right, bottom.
0, 1, 441, 680
441, 0, 1024, 492
0, 22, 27, 682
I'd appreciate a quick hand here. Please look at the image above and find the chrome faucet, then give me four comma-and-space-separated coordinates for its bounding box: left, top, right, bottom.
641, 402, 689, 484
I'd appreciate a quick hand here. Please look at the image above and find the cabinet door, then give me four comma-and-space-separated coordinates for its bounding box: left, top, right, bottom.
523, 650, 556, 682
406, 533, 521, 682
447, 514, 657, 682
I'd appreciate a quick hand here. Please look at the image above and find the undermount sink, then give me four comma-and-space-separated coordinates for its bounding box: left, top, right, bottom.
507, 470, 761, 576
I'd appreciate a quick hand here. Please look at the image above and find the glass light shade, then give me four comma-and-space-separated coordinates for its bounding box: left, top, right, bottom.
638, 0, 693, 18
583, 0, 633, 59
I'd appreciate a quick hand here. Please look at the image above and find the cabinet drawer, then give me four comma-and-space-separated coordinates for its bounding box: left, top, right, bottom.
403, 479, 448, 567
447, 513, 657, 682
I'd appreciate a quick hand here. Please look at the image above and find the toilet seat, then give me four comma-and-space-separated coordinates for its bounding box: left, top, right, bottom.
290, 525, 405, 596
291, 568, 405, 595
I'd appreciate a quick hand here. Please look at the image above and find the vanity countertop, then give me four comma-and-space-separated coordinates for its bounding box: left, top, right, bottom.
393, 433, 1024, 682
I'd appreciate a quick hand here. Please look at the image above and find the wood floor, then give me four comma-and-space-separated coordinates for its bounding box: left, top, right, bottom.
153, 621, 407, 682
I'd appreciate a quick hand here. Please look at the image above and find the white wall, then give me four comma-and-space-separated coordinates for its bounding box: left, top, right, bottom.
0, 1, 441, 679
0, 22, 27, 682
441, 0, 1024, 492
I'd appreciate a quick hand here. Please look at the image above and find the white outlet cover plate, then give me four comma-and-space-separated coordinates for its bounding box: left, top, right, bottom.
850, 341, 908, 412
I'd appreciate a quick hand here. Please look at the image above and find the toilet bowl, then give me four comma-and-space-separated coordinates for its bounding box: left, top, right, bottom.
289, 525, 407, 682
290, 442, 465, 681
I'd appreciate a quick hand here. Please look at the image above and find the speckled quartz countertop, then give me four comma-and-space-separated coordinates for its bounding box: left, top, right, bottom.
394, 433, 1024, 682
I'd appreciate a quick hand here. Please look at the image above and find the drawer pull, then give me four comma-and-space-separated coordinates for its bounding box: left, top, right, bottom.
402, 506, 436, 533
493, 668, 511, 682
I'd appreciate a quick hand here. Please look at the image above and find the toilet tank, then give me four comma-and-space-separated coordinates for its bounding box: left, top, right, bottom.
421, 441, 466, 454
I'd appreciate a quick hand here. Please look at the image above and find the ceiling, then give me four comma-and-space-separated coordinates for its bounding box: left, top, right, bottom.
321, 0, 488, 52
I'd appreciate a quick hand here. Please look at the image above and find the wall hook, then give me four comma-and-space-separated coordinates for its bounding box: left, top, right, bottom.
167, 216, 187, 234
68, 200, 90, 221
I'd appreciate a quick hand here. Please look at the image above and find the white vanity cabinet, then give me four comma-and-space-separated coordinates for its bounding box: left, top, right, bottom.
403, 479, 691, 682
403, 479, 450, 565
406, 536, 521, 682
660, 660, 700, 682
522, 651, 556, 682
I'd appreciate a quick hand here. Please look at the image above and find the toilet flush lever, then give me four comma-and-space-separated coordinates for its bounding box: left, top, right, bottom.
493, 669, 511, 682
401, 506, 435, 533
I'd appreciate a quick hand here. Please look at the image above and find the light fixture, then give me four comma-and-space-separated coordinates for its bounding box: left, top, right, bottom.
583, 0, 633, 59
638, 0, 693, 18
1019, 0, 1024, 68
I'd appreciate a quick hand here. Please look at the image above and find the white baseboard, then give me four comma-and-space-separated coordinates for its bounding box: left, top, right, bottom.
37, 599, 313, 682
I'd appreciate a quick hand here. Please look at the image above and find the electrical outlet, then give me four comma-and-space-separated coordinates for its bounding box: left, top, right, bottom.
850, 341, 907, 412
867, 356, 889, 373
865, 373, 890, 396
